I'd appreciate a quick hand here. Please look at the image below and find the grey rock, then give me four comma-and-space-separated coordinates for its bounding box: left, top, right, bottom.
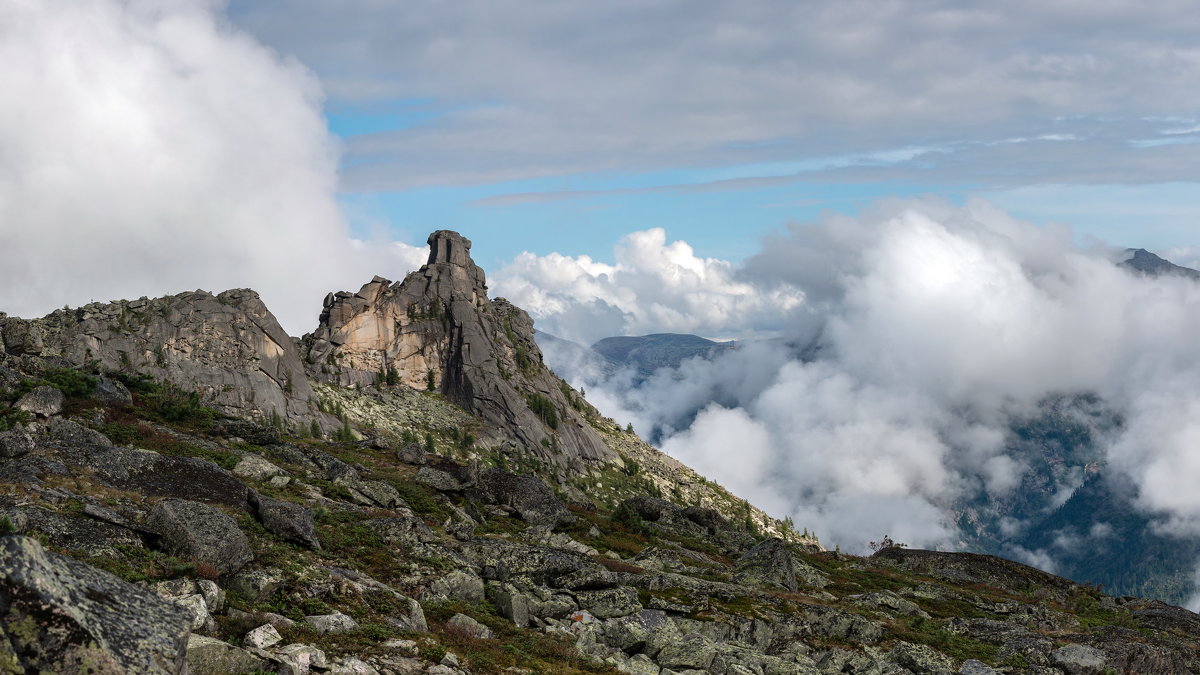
492, 583, 530, 627
232, 454, 284, 481
656, 632, 717, 671
186, 634, 266, 675
889, 641, 955, 674
213, 419, 282, 445
1, 318, 43, 354
16, 385, 63, 417
0, 535, 192, 673
395, 442, 427, 465
362, 512, 434, 545
429, 570, 486, 604
147, 498, 253, 575
574, 586, 641, 619
0, 427, 34, 458
1050, 643, 1107, 674
244, 623, 283, 650
959, 660, 1001, 674
275, 643, 328, 675
304, 611, 359, 634
250, 492, 320, 549
386, 596, 429, 633
23, 290, 316, 424
445, 612, 493, 639
415, 465, 462, 491
227, 568, 287, 603
304, 231, 615, 470
734, 537, 800, 592
602, 610, 678, 656
93, 375, 133, 406
474, 468, 571, 527
46, 416, 113, 447
63, 444, 250, 509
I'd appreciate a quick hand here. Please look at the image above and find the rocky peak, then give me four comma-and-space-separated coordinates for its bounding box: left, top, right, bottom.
305, 230, 615, 470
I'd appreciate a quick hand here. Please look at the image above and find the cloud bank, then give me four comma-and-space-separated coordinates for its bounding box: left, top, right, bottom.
233, 0, 1200, 190
520, 199, 1200, 557
493, 228, 805, 344
0, 0, 425, 335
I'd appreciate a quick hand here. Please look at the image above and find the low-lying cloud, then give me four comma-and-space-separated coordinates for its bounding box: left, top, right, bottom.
522, 199, 1200, 559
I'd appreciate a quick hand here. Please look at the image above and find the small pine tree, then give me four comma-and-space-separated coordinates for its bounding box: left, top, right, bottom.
309, 419, 321, 438
625, 422, 634, 434
426, 369, 436, 391
386, 366, 400, 386
424, 432, 435, 453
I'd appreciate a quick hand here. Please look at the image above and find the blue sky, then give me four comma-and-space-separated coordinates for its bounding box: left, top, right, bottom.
228, 0, 1200, 269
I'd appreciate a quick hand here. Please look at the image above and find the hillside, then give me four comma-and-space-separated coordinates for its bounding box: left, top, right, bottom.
1, 231, 1200, 673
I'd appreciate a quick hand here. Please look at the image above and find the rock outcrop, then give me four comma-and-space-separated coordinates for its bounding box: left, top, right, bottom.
304, 230, 614, 468
0, 289, 315, 424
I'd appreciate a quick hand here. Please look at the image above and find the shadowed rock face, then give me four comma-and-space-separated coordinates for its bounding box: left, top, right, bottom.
0, 289, 314, 424
304, 230, 614, 468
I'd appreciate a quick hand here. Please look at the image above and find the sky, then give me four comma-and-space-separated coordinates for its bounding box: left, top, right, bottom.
3, 0, 1200, 570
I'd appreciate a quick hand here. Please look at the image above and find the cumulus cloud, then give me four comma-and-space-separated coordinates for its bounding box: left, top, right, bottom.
537, 199, 1200, 556
0, 0, 423, 335
492, 228, 804, 344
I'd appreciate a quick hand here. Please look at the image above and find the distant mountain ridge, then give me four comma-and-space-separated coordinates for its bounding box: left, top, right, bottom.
1122, 248, 1200, 280
591, 333, 736, 376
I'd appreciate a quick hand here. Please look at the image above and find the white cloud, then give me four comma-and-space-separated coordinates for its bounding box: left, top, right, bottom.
492, 227, 804, 344
0, 0, 423, 335
541, 199, 1200, 556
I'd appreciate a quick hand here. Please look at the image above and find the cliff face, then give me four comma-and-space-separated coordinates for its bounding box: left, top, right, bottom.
304, 230, 614, 469
0, 289, 314, 424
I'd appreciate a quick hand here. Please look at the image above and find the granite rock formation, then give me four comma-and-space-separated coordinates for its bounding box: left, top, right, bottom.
304, 230, 614, 469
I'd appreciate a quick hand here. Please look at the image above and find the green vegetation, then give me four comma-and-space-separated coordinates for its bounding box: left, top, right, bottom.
526, 393, 558, 430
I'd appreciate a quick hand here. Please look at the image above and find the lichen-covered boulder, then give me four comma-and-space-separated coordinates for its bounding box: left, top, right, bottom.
0, 428, 33, 459
186, 634, 266, 675
0, 535, 192, 673
250, 492, 320, 549
734, 537, 799, 592
147, 498, 253, 576
15, 385, 63, 418
473, 468, 570, 527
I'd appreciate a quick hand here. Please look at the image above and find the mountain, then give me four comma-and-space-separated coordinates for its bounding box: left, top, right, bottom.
1122, 248, 1200, 280
592, 333, 736, 377
2, 231, 1200, 673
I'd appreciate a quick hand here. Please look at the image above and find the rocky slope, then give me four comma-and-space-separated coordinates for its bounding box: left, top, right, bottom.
2, 231, 1200, 673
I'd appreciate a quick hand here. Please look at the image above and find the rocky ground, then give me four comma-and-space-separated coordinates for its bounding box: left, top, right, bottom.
3, 356, 1200, 674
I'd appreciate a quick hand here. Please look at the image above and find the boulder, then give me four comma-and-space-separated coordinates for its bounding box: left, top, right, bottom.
275, 643, 328, 675
0, 535, 192, 673
362, 512, 434, 546
474, 468, 570, 527
428, 570, 486, 604
227, 568, 287, 604
186, 634, 266, 675
16, 385, 63, 417
386, 596, 428, 633
304, 611, 359, 635
46, 416, 113, 447
67, 444, 250, 509
212, 419, 282, 446
889, 641, 955, 674
244, 623, 283, 650
0, 428, 33, 459
232, 454, 284, 481
415, 466, 462, 492
656, 632, 717, 671
93, 376, 133, 406
573, 586, 641, 619
445, 613, 492, 639
491, 583, 530, 627
1050, 643, 1107, 674
250, 492, 320, 549
734, 538, 799, 592
147, 498, 253, 575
